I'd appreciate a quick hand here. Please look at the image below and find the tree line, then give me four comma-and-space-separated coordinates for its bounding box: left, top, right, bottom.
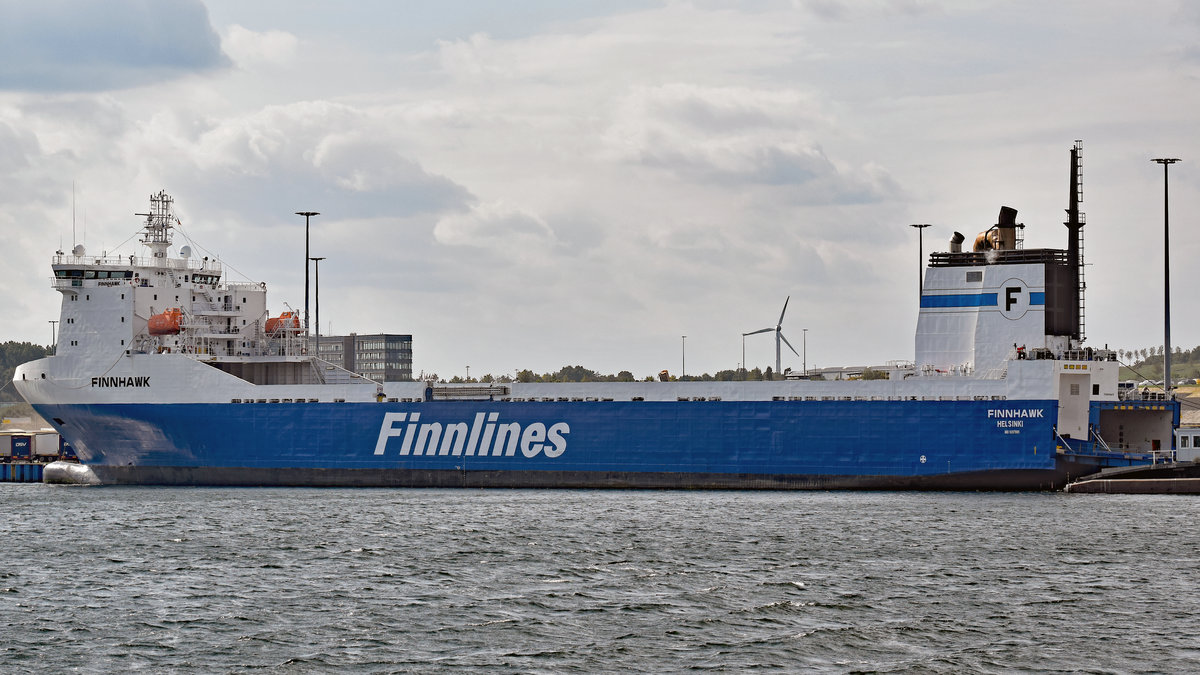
434, 364, 804, 384
0, 342, 52, 402
1118, 345, 1200, 365
1116, 345, 1200, 383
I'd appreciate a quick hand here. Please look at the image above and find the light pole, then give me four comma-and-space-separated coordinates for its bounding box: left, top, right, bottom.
310, 257, 325, 347
741, 334, 746, 379
909, 224, 931, 298
295, 211, 320, 339
681, 335, 687, 379
49, 320, 58, 350
802, 328, 808, 376
1152, 158, 1180, 395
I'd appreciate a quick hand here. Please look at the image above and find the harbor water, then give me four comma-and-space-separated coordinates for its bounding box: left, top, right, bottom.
1, 486, 1198, 673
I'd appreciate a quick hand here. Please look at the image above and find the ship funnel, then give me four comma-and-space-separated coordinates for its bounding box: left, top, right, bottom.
949, 231, 965, 253
994, 206, 1018, 250
971, 228, 994, 252
971, 206, 1019, 252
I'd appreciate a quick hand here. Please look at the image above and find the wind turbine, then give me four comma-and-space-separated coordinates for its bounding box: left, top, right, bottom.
743, 296, 800, 377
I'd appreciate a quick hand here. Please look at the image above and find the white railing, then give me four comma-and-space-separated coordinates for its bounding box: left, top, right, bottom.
52, 254, 222, 273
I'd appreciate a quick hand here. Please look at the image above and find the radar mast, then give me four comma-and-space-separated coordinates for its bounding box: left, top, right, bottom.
137, 190, 175, 267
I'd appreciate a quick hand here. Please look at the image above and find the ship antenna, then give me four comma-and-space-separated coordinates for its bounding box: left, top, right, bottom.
137, 190, 176, 266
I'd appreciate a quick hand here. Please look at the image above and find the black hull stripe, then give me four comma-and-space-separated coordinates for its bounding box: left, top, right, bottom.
81, 462, 1098, 491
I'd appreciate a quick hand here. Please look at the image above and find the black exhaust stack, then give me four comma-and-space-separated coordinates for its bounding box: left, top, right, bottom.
1064, 141, 1084, 341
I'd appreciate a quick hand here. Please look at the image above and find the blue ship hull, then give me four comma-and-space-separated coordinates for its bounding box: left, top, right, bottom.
36, 398, 1078, 490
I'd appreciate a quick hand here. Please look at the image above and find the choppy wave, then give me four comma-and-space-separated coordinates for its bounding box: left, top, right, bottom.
1, 486, 1198, 672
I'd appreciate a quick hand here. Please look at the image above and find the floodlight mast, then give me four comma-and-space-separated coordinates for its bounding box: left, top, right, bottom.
1152, 158, 1180, 395
909, 223, 931, 298
296, 211, 320, 340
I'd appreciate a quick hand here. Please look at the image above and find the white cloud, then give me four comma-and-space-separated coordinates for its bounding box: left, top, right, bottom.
435, 201, 553, 249
221, 25, 299, 68
0, 0, 229, 92
603, 84, 836, 180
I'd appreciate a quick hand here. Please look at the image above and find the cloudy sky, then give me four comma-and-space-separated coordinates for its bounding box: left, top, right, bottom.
2, 0, 1197, 379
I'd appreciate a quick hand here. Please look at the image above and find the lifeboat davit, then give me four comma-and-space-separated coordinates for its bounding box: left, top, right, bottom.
148, 308, 183, 336
265, 311, 302, 335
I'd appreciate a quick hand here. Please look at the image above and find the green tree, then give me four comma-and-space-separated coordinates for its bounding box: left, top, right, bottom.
554, 365, 599, 382
1, 342, 51, 402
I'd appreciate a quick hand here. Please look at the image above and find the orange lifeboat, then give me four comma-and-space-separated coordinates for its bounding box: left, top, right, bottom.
148, 308, 183, 336
265, 311, 302, 335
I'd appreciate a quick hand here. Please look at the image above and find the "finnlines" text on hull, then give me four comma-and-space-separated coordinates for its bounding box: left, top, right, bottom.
375, 412, 569, 458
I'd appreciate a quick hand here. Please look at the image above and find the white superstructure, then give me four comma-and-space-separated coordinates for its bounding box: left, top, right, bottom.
11, 178, 1159, 452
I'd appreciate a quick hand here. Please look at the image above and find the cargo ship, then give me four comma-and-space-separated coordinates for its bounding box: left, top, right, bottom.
14, 142, 1178, 488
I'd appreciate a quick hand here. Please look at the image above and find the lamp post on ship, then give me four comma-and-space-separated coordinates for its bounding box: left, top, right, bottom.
909, 223, 931, 298
49, 320, 58, 352
681, 335, 687, 380
741, 334, 746, 380
295, 211, 320, 341
310, 257, 325, 349
1152, 158, 1180, 395
802, 328, 808, 377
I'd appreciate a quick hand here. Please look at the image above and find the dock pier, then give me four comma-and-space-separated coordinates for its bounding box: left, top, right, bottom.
0, 463, 46, 483
1065, 462, 1200, 494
